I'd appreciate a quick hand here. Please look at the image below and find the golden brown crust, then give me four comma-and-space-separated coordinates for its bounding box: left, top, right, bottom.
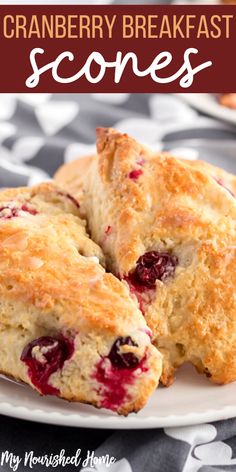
181, 159, 236, 197
68, 128, 236, 386
54, 153, 236, 201
0, 181, 162, 414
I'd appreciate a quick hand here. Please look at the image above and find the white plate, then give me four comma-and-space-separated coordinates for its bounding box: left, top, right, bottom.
1, 140, 235, 429
0, 364, 235, 429
177, 94, 236, 126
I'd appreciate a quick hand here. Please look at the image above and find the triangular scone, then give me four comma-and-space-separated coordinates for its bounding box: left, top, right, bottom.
80, 128, 236, 386
55, 153, 236, 201
0, 182, 162, 415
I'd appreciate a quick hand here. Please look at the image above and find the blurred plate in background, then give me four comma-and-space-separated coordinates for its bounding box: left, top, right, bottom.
163, 138, 236, 174
177, 94, 236, 127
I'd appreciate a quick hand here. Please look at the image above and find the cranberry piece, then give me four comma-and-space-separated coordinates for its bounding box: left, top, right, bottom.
0, 204, 37, 219
21, 205, 38, 215
136, 158, 145, 166
0, 207, 18, 219
21, 335, 74, 395
58, 191, 80, 209
215, 178, 235, 198
105, 225, 112, 236
128, 169, 143, 181
129, 251, 178, 290
108, 336, 139, 369
94, 354, 148, 411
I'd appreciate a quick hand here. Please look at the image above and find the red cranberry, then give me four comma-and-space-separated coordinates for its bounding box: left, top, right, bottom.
129, 251, 178, 290
58, 191, 80, 209
136, 158, 145, 166
0, 204, 37, 219
94, 352, 148, 411
215, 178, 235, 198
21, 204, 37, 215
128, 169, 143, 181
0, 207, 18, 219
21, 335, 74, 396
108, 336, 139, 369
105, 225, 112, 236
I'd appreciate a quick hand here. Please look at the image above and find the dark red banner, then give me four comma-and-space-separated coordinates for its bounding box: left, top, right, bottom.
0, 5, 235, 92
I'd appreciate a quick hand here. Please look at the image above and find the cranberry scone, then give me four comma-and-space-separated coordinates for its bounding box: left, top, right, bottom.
55, 154, 236, 201
63, 128, 236, 387
0, 182, 162, 415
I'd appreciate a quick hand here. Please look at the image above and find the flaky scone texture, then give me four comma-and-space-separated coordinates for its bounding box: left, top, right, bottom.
72, 128, 236, 387
0, 182, 162, 415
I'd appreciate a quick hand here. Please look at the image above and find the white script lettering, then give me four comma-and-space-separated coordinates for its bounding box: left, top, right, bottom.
25, 47, 212, 89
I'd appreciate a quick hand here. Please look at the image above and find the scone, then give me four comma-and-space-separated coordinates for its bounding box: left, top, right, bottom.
0, 182, 162, 415
58, 128, 236, 387
55, 154, 236, 201
219, 94, 236, 110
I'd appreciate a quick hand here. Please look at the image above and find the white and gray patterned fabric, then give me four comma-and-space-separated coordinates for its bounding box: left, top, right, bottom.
1, 92, 236, 187
0, 91, 236, 472
82, 421, 236, 472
